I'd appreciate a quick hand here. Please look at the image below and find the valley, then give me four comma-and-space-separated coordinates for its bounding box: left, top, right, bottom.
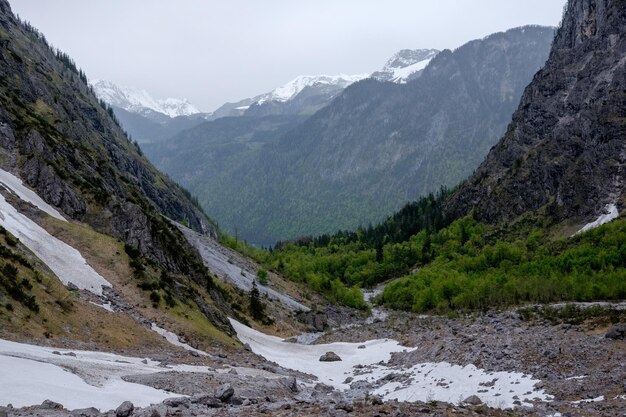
0, 0, 625, 416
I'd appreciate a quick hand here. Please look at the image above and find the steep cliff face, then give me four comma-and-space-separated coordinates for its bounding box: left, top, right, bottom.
447, 0, 626, 226
0, 0, 216, 273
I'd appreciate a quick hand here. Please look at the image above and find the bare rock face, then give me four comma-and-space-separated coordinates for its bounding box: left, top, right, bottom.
115, 402, 134, 417
319, 351, 342, 362
447, 0, 626, 226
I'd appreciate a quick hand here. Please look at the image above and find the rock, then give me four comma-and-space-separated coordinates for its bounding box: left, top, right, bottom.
0, 410, 7, 417
314, 383, 334, 393
370, 395, 383, 405
163, 397, 188, 408
141, 359, 148, 364
605, 323, 626, 340
228, 368, 238, 375
463, 395, 483, 405
335, 401, 354, 412
71, 407, 100, 417
319, 351, 342, 362
282, 376, 299, 393
115, 401, 134, 417
343, 377, 354, 384
217, 383, 235, 402
358, 345, 366, 349
41, 400, 64, 409
229, 397, 244, 405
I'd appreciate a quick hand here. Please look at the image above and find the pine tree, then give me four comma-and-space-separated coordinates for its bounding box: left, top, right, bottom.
249, 281, 265, 321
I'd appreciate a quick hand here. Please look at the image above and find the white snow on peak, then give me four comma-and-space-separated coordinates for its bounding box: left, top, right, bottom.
373, 49, 440, 83
91, 80, 201, 118
231, 319, 551, 409
577, 204, 619, 234
256, 74, 368, 104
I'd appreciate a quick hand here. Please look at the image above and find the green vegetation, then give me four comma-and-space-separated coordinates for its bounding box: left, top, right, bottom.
518, 304, 626, 326
382, 217, 626, 313
228, 190, 625, 313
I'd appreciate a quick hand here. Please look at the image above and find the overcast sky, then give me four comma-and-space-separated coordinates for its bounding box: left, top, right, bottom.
10, 0, 565, 112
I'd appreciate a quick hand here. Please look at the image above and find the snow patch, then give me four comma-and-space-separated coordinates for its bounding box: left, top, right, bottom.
256, 74, 368, 104
0, 193, 111, 295
230, 319, 550, 409
577, 204, 619, 234
151, 323, 210, 357
0, 168, 66, 221
389, 58, 433, 83
0, 338, 190, 410
89, 301, 115, 312
572, 395, 604, 404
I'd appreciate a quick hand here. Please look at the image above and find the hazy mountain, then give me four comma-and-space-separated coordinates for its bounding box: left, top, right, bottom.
149, 26, 555, 244
92, 80, 201, 118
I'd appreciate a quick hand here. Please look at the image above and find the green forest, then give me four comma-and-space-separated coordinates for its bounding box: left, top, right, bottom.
222, 193, 626, 313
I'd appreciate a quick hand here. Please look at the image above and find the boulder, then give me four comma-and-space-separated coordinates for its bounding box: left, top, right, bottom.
463, 395, 483, 405
605, 323, 626, 340
41, 400, 64, 409
319, 351, 342, 362
71, 407, 100, 417
217, 383, 234, 402
115, 401, 134, 417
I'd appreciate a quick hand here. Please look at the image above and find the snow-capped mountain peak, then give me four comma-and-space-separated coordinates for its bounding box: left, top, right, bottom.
372, 49, 440, 83
256, 74, 369, 104
91, 80, 201, 118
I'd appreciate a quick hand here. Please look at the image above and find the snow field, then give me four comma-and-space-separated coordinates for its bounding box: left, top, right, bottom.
231, 319, 551, 409
0, 193, 111, 295
0, 338, 197, 410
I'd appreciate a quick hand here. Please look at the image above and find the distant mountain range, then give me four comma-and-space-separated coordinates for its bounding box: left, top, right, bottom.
93, 49, 440, 142
144, 26, 555, 244
91, 80, 202, 118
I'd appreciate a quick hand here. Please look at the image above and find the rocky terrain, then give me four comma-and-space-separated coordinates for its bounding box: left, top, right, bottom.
2, 303, 624, 417
447, 0, 626, 228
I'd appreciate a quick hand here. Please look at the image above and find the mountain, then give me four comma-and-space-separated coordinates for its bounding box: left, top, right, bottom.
143, 114, 308, 194
211, 73, 369, 119
446, 0, 626, 231
90, 80, 209, 144
371, 49, 440, 83
0, 0, 245, 338
153, 25, 554, 244
92, 80, 201, 119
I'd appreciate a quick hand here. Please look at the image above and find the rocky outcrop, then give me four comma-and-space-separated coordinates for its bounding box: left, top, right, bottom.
446, 0, 626, 226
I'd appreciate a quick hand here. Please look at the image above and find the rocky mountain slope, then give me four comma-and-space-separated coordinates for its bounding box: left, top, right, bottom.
0, 0, 248, 339
446, 0, 626, 230
154, 26, 554, 244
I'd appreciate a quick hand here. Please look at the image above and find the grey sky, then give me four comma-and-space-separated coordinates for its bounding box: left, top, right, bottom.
10, 0, 566, 112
